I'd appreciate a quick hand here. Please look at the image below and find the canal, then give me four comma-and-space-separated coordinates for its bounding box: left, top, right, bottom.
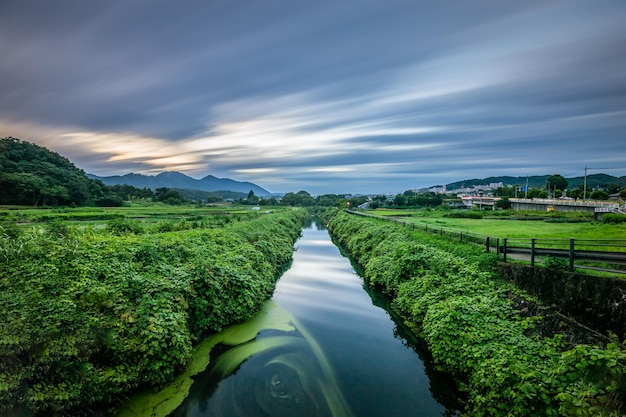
168, 220, 460, 417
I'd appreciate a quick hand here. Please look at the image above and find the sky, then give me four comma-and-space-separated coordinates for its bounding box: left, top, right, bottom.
1, 0, 625, 195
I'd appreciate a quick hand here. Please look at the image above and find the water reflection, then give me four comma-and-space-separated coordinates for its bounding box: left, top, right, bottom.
170, 304, 354, 417
161, 220, 460, 417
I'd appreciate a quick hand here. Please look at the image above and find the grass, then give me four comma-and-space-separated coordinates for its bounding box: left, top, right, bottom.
0, 202, 286, 230
368, 208, 626, 240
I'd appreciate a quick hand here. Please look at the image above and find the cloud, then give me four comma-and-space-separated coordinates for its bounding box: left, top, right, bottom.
1, 0, 625, 194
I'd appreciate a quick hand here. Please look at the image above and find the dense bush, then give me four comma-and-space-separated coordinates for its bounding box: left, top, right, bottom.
444, 210, 484, 219
603, 213, 626, 225
325, 210, 625, 417
0, 209, 306, 415
542, 256, 569, 272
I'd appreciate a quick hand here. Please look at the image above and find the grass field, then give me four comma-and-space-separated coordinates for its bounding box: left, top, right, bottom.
0, 202, 284, 230
369, 208, 626, 240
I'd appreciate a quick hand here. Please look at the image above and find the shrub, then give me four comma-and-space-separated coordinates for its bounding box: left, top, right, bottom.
326, 210, 625, 416
107, 218, 144, 235
444, 211, 484, 219
0, 221, 20, 238
0, 210, 307, 415
603, 213, 626, 224
542, 256, 569, 272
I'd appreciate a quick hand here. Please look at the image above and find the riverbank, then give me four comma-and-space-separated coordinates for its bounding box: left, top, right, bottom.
0, 209, 307, 416
324, 210, 625, 416
114, 218, 460, 417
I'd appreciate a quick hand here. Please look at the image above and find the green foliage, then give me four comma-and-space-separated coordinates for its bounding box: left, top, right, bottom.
444, 210, 484, 219
326, 211, 625, 416
548, 174, 569, 192
95, 193, 125, 207
0, 137, 93, 206
0, 209, 306, 415
495, 197, 512, 209
591, 190, 609, 200
107, 218, 145, 235
542, 256, 569, 272
154, 187, 185, 205
281, 190, 316, 206
0, 221, 21, 239
603, 214, 626, 225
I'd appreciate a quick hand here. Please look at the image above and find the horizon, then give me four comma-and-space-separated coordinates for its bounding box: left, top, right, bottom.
1, 1, 626, 195
88, 168, 625, 196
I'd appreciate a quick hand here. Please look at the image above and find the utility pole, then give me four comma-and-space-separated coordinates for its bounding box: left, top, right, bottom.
583, 166, 587, 200
525, 176, 528, 199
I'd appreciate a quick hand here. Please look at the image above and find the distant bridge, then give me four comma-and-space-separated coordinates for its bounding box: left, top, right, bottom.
461, 196, 498, 209
509, 198, 623, 219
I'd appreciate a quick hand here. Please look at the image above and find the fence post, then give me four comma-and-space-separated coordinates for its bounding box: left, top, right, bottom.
460, 232, 463, 243
496, 238, 500, 255
503, 238, 507, 262
569, 238, 575, 272
485, 236, 490, 253
531, 238, 536, 267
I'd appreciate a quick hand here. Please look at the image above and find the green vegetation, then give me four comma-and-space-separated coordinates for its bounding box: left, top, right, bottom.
0, 137, 93, 206
365, 208, 626, 240
0, 208, 306, 415
325, 210, 625, 416
0, 137, 193, 207
603, 214, 626, 225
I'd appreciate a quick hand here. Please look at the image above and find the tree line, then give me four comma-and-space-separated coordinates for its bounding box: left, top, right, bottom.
0, 138, 218, 207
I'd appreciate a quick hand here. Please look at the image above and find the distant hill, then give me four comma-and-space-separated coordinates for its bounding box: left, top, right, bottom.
88, 171, 271, 196
445, 174, 626, 190
0, 137, 93, 206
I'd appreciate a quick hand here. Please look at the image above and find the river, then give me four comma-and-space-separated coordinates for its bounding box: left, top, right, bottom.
166, 220, 460, 417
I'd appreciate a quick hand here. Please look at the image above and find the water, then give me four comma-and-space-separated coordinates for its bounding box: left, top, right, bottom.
169, 220, 460, 417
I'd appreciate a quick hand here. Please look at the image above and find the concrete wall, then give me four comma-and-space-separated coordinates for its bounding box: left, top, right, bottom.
497, 263, 626, 340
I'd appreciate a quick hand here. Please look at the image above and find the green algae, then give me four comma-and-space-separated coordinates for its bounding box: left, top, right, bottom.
113, 301, 296, 417
112, 300, 353, 417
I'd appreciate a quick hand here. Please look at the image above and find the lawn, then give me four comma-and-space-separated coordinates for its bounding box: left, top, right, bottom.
0, 202, 284, 230
368, 208, 626, 240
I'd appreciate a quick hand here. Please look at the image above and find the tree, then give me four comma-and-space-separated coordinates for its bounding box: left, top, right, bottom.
590, 190, 609, 200
154, 187, 184, 205
0, 137, 93, 206
394, 194, 407, 207
495, 197, 512, 210
604, 183, 620, 194
547, 174, 568, 193
281, 191, 315, 207
246, 190, 259, 204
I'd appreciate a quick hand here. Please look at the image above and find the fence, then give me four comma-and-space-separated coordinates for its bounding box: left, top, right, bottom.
345, 210, 626, 274
501, 238, 626, 272
346, 210, 500, 253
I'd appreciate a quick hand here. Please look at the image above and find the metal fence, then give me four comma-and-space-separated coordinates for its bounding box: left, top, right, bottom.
501, 238, 626, 272
345, 210, 626, 273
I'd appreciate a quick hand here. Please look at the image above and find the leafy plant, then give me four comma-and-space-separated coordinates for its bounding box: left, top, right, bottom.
542, 256, 569, 272
325, 210, 625, 416
0, 209, 307, 415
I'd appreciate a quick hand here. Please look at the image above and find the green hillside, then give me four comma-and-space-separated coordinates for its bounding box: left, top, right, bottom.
446, 174, 626, 190
0, 137, 93, 206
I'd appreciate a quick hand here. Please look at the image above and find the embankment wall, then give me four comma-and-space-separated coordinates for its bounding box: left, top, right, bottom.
497, 263, 626, 340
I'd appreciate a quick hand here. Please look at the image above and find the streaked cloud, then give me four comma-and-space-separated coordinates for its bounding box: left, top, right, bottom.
1, 0, 625, 194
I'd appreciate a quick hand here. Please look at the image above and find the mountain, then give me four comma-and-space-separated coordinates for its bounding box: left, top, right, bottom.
87, 172, 271, 196
445, 174, 626, 190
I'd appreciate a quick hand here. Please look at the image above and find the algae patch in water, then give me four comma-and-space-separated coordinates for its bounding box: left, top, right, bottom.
113, 301, 297, 417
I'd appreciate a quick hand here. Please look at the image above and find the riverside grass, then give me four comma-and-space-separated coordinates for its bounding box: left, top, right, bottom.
0, 209, 306, 416
325, 210, 625, 417
368, 208, 626, 240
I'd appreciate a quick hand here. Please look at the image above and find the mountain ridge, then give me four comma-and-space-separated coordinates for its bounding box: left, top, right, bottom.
444, 174, 626, 190
88, 171, 271, 196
